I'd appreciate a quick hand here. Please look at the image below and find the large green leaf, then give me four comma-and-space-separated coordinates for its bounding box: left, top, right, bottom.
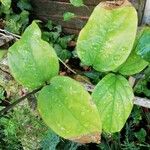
77, 1, 137, 72
136, 27, 150, 62
118, 31, 149, 75
92, 73, 134, 133
8, 21, 59, 90
38, 76, 101, 143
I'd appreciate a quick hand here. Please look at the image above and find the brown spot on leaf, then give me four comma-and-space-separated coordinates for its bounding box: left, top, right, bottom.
69, 132, 101, 144
100, 0, 131, 10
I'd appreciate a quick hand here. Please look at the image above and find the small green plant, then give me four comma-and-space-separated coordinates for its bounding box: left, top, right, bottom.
69, 0, 84, 7
0, 102, 48, 150
4, 0, 150, 144
42, 20, 74, 61
134, 65, 150, 98
0, 0, 31, 34
63, 12, 76, 21
62, 0, 84, 22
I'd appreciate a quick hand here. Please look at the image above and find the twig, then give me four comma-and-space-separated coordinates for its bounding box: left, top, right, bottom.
58, 57, 77, 74
83, 83, 150, 109
134, 97, 150, 109
0, 29, 21, 39
0, 33, 14, 46
82, 83, 95, 92
0, 32, 13, 38
142, 0, 150, 24
128, 76, 136, 87
0, 79, 150, 117
0, 86, 43, 116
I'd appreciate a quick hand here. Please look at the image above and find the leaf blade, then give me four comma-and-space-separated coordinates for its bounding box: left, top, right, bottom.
77, 1, 137, 72
63, 12, 75, 21
92, 73, 134, 133
38, 76, 101, 143
136, 26, 150, 62
8, 21, 59, 89
118, 44, 148, 75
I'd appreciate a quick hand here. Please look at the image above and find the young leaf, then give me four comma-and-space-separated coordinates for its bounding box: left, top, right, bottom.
38, 76, 101, 143
92, 73, 134, 133
8, 21, 59, 90
118, 31, 149, 75
77, 0, 137, 72
69, 0, 84, 7
136, 26, 150, 62
63, 12, 75, 21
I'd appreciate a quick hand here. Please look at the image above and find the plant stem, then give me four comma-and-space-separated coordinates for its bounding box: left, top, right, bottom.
0, 87, 42, 116
0, 29, 21, 39
58, 57, 77, 74
134, 97, 150, 109
0, 80, 150, 117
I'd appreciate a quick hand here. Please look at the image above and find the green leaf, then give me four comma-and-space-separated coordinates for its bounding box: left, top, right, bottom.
4, 10, 29, 34
17, 0, 32, 11
134, 65, 150, 98
43, 25, 62, 43
58, 35, 74, 49
84, 70, 104, 84
45, 20, 53, 31
18, 10, 30, 33
69, 0, 84, 7
5, 13, 21, 34
38, 76, 101, 143
8, 21, 59, 90
92, 73, 134, 133
40, 130, 60, 150
54, 44, 71, 61
0, 0, 11, 11
77, 1, 137, 72
136, 26, 150, 62
135, 128, 147, 143
63, 12, 75, 21
118, 35, 148, 75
